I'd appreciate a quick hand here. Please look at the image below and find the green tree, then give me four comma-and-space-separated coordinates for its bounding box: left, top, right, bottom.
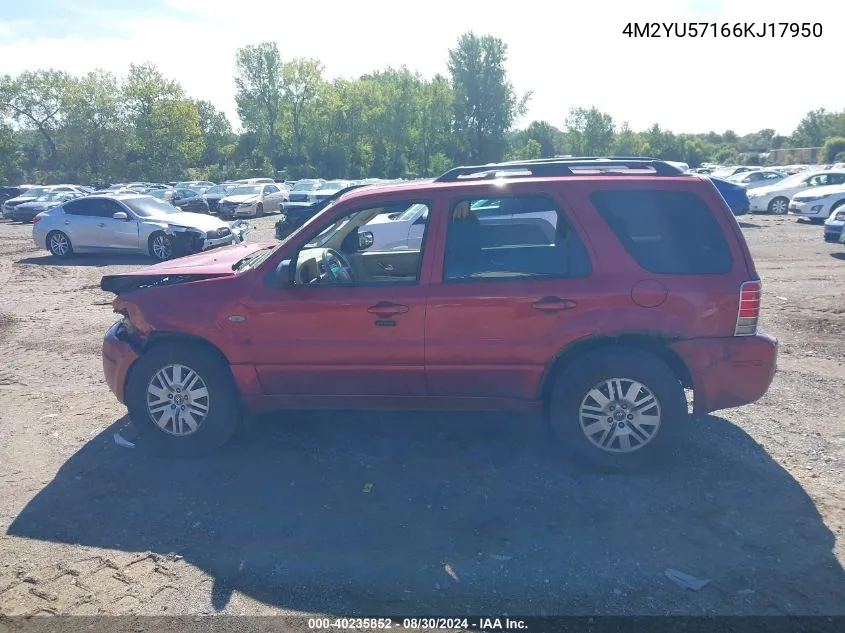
195, 99, 235, 166
612, 121, 642, 156
280, 58, 324, 166
0, 123, 22, 183
792, 108, 836, 147
448, 32, 528, 163
0, 70, 72, 167
122, 63, 202, 180
62, 70, 125, 181
820, 137, 845, 163
235, 42, 283, 169
565, 107, 614, 155
416, 75, 453, 176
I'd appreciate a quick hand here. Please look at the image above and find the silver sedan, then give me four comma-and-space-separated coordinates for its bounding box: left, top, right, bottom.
32, 193, 249, 261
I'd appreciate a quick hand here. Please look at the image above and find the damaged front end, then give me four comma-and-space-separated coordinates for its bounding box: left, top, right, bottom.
100, 273, 225, 296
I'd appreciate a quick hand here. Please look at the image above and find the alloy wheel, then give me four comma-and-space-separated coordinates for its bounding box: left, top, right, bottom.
152, 234, 172, 260
578, 378, 662, 453
49, 232, 69, 256
146, 363, 210, 436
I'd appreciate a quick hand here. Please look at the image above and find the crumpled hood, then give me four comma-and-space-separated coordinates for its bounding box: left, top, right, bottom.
17, 200, 61, 210
144, 210, 230, 232
4, 195, 37, 206
100, 242, 273, 295
220, 194, 258, 204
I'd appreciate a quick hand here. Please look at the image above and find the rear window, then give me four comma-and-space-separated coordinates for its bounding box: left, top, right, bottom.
591, 189, 733, 274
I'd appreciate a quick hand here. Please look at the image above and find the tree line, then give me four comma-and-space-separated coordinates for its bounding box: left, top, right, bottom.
2, 32, 845, 185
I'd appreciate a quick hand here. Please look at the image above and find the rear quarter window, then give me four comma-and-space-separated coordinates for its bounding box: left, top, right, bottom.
590, 189, 733, 274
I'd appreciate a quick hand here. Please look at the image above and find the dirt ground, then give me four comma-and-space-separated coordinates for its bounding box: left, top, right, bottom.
0, 210, 844, 618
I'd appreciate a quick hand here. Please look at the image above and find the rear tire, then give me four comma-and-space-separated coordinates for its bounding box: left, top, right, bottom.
548, 347, 687, 473
125, 343, 241, 457
768, 197, 789, 215
47, 231, 73, 258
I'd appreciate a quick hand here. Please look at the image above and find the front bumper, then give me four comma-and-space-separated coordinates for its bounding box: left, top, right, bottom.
102, 320, 140, 404
670, 332, 778, 415
824, 220, 844, 242
789, 200, 830, 218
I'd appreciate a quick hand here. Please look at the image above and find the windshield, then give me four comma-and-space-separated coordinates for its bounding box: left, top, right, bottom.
22, 187, 47, 197
230, 185, 261, 196
36, 192, 65, 202
206, 185, 232, 195
293, 181, 321, 191
303, 212, 360, 249
122, 196, 181, 216
149, 189, 171, 199
395, 203, 427, 223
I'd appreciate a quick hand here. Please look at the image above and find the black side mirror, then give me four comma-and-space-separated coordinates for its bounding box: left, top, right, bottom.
276, 259, 292, 286
358, 231, 374, 250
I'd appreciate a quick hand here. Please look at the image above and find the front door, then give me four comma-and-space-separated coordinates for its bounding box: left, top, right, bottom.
242, 198, 435, 398
424, 191, 597, 401
95, 199, 141, 250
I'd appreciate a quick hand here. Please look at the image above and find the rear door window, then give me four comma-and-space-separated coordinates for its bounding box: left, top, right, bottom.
591, 189, 733, 274
443, 195, 592, 281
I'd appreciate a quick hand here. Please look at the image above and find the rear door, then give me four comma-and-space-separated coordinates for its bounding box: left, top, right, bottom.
424, 189, 597, 400
263, 185, 282, 211
60, 198, 103, 247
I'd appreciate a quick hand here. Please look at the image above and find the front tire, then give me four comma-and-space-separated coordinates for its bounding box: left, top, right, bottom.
768, 197, 789, 215
125, 343, 241, 457
47, 231, 73, 258
255, 202, 264, 217
148, 232, 174, 261
548, 348, 686, 473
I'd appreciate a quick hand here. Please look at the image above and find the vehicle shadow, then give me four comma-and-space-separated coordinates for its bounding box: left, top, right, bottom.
18, 253, 154, 267
737, 221, 761, 229
830, 252, 845, 261
8, 411, 845, 616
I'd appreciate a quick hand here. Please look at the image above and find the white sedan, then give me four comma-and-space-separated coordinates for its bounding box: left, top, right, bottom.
726, 170, 786, 190
747, 170, 845, 214
789, 184, 845, 222
217, 183, 287, 218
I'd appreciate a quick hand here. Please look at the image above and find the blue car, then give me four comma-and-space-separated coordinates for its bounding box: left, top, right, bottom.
711, 177, 750, 216
824, 209, 845, 243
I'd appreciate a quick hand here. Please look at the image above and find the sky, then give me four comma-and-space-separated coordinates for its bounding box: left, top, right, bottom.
0, 0, 842, 136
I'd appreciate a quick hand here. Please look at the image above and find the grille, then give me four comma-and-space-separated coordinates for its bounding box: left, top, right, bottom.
289, 193, 309, 202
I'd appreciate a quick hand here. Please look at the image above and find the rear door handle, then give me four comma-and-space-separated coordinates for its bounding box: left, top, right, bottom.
64, 221, 71, 225
98, 222, 106, 227
532, 296, 577, 312
367, 301, 409, 316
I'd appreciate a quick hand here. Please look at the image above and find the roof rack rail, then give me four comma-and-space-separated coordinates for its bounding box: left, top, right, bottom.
434, 157, 685, 182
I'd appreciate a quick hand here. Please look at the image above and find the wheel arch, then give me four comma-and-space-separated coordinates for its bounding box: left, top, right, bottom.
539, 334, 694, 410
125, 331, 236, 399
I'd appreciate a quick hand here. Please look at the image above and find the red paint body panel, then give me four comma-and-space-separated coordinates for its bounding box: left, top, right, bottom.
671, 332, 778, 414
101, 174, 778, 418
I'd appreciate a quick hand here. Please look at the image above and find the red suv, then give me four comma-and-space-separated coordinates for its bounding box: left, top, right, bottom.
101, 158, 777, 471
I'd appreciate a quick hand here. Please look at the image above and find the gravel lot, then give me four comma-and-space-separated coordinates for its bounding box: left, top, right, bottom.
0, 210, 843, 617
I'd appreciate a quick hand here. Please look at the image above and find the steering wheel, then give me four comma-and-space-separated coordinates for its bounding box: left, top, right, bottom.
322, 248, 356, 284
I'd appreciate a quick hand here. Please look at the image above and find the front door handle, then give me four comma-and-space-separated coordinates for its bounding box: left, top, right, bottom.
98, 222, 106, 227
64, 221, 71, 225
532, 296, 577, 312
367, 301, 409, 316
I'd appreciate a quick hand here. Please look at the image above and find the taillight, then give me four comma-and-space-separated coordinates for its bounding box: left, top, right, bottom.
735, 280, 761, 336
32, 215, 42, 224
